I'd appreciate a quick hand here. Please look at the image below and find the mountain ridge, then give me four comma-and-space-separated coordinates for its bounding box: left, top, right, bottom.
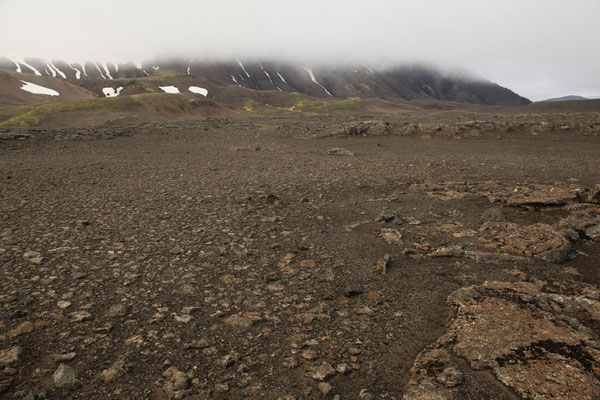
0, 56, 530, 106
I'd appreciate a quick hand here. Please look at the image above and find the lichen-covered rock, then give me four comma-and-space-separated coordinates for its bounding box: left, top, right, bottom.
480, 222, 573, 263
403, 280, 600, 400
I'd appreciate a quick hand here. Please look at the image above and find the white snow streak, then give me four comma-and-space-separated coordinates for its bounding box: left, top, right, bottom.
236, 58, 251, 78
187, 63, 191, 75
12, 59, 21, 73
94, 62, 106, 79
231, 75, 242, 87
301, 66, 333, 96
68, 63, 81, 79
275, 70, 287, 84
159, 86, 180, 94
100, 62, 113, 79
152, 66, 159, 71
49, 61, 67, 79
362, 63, 375, 73
19, 80, 59, 96
143, 70, 150, 76
264, 70, 274, 85
81, 63, 89, 77
42, 60, 57, 77
189, 86, 208, 96
102, 87, 124, 97
13, 58, 42, 76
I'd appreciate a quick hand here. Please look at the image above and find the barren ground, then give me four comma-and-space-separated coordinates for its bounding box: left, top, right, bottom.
1, 112, 600, 399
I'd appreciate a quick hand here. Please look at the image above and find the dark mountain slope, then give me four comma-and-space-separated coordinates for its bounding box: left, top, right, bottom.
0, 56, 530, 106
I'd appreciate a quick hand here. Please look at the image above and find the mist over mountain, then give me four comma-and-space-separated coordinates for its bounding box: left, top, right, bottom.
0, 56, 530, 106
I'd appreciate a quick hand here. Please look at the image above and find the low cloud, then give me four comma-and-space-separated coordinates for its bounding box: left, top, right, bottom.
1, 0, 598, 100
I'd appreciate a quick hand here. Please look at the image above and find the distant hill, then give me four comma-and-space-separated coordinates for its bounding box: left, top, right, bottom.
0, 56, 530, 106
543, 95, 588, 102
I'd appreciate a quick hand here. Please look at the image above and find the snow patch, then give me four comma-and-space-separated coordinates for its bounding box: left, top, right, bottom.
152, 66, 159, 71
189, 86, 208, 96
12, 59, 21, 73
362, 63, 375, 73
94, 62, 106, 79
102, 87, 124, 97
13, 58, 42, 76
143, 70, 150, 76
276, 69, 287, 84
231, 75, 242, 87
68, 63, 81, 79
236, 58, 251, 78
81, 63, 89, 77
264, 70, 274, 85
159, 86, 180, 94
301, 66, 333, 96
48, 61, 67, 79
19, 80, 59, 96
42, 60, 56, 77
100, 62, 113, 79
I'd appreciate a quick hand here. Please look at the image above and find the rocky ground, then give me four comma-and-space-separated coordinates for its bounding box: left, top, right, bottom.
1, 112, 599, 399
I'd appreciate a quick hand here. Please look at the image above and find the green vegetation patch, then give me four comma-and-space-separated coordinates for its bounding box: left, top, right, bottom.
287, 96, 362, 114
0, 97, 142, 127
242, 95, 362, 116
142, 69, 187, 80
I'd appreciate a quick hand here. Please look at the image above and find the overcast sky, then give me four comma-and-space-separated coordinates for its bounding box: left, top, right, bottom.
0, 0, 598, 101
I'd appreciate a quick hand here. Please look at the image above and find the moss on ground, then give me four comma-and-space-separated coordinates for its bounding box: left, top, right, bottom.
0, 97, 142, 127
142, 69, 186, 80
242, 95, 362, 116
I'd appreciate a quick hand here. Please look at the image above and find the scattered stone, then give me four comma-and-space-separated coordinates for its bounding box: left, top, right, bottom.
359, 389, 374, 399
22, 389, 47, 400
376, 214, 395, 223
170, 245, 184, 255
23, 250, 43, 264
336, 363, 350, 375
380, 228, 403, 245
283, 357, 298, 369
344, 284, 364, 298
51, 352, 76, 362
318, 382, 333, 396
0, 346, 21, 368
372, 254, 390, 275
327, 147, 355, 156
7, 322, 34, 338
299, 259, 317, 268
224, 312, 262, 329
308, 362, 336, 381
161, 366, 190, 397
301, 349, 318, 360
57, 301, 71, 309
53, 364, 76, 387
70, 311, 92, 322
220, 351, 240, 368
101, 359, 125, 382
106, 304, 128, 318
174, 314, 193, 323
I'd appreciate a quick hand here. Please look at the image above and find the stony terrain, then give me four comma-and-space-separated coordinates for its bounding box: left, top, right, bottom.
1, 111, 600, 399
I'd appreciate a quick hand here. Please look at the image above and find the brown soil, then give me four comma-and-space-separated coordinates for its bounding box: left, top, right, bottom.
0, 110, 599, 399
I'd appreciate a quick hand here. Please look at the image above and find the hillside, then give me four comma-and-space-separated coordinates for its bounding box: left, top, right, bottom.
543, 95, 588, 102
0, 56, 530, 106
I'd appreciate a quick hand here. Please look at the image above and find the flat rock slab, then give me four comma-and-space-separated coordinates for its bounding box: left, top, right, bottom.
403, 280, 600, 400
